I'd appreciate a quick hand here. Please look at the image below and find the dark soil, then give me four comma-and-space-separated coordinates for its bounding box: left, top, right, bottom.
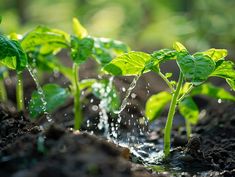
0, 104, 161, 177
148, 102, 235, 176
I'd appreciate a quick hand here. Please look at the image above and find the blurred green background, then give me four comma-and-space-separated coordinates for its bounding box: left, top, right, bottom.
1, 0, 235, 57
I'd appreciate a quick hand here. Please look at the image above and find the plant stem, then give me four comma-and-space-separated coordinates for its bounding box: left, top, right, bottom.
16, 72, 24, 111
164, 72, 183, 157
177, 84, 194, 102
0, 79, 7, 102
159, 71, 175, 92
185, 119, 191, 139
73, 63, 82, 130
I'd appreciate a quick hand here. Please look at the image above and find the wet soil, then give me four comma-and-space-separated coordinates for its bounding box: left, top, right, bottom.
1, 100, 235, 177
147, 102, 235, 176
0, 104, 160, 177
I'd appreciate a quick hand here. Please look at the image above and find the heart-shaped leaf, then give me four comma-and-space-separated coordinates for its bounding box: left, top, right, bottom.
177, 53, 215, 85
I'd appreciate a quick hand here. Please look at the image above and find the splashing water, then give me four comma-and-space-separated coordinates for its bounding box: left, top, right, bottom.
27, 66, 52, 124
97, 76, 114, 137
114, 75, 140, 114
108, 75, 141, 140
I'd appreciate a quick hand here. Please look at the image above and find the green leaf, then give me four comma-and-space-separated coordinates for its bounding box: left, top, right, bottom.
173, 42, 187, 52
0, 35, 27, 71
196, 48, 227, 62
29, 84, 70, 119
72, 18, 88, 38
103, 51, 153, 76
70, 36, 94, 65
92, 79, 120, 113
151, 49, 178, 63
79, 79, 97, 90
177, 53, 215, 85
145, 91, 172, 121
210, 60, 235, 90
191, 83, 235, 101
21, 26, 69, 54
226, 79, 235, 91
178, 96, 199, 125
92, 37, 130, 66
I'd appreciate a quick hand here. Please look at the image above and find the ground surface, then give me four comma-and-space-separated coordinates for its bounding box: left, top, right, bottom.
1, 100, 235, 177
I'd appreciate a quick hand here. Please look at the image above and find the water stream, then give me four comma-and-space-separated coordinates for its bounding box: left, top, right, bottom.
27, 66, 53, 125
113, 75, 140, 114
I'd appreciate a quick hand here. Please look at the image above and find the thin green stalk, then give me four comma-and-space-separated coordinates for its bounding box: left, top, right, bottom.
16, 72, 24, 111
73, 63, 82, 130
159, 71, 175, 92
0, 79, 7, 102
164, 72, 183, 157
185, 119, 191, 139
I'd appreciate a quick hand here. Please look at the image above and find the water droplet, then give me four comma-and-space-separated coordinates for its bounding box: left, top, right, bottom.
92, 105, 98, 111
131, 93, 136, 99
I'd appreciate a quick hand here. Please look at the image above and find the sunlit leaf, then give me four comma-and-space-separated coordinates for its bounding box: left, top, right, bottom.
72, 18, 88, 39
173, 41, 187, 52
0, 35, 27, 71
210, 60, 235, 91
29, 84, 70, 119
226, 79, 235, 91
179, 97, 199, 125
70, 35, 94, 65
145, 91, 172, 121
177, 53, 215, 85
195, 48, 227, 62
92, 37, 130, 66
21, 26, 69, 54
92, 79, 120, 113
103, 51, 153, 76
191, 83, 235, 101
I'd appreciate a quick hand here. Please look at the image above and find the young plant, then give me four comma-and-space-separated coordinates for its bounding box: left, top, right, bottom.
25, 18, 128, 130
103, 42, 235, 157
0, 32, 28, 111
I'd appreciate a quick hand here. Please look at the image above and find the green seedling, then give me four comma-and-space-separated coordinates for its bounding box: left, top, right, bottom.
0, 31, 28, 111
24, 18, 128, 129
103, 42, 235, 157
